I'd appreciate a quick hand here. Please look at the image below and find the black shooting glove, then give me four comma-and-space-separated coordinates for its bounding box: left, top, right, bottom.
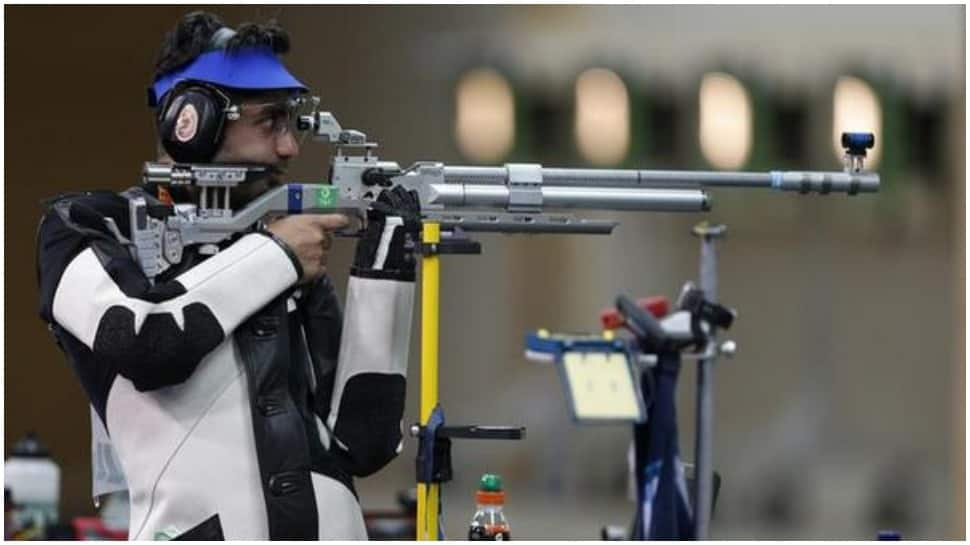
351, 185, 421, 282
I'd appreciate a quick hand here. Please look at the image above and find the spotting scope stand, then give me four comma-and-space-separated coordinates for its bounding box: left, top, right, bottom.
532, 282, 737, 540
616, 286, 735, 540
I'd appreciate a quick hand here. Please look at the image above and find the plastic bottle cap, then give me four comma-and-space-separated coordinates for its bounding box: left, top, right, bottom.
479, 473, 503, 492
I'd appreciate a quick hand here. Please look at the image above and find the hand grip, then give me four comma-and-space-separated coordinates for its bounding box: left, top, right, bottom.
615, 294, 669, 350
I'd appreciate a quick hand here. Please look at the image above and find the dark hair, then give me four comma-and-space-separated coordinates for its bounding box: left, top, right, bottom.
225, 21, 290, 56
153, 11, 291, 82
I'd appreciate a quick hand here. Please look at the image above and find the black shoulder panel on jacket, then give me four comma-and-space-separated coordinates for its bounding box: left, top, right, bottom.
94, 303, 225, 392
37, 192, 125, 320
38, 190, 137, 322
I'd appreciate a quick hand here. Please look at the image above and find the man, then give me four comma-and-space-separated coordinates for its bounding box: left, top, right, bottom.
36, 11, 420, 539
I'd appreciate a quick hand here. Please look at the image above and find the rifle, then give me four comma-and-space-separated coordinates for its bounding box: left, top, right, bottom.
130, 111, 878, 280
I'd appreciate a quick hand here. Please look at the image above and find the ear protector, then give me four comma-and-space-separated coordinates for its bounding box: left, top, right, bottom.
156, 82, 236, 163
154, 26, 238, 163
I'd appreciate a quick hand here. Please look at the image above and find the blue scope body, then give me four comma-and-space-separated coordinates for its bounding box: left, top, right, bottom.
841, 132, 875, 156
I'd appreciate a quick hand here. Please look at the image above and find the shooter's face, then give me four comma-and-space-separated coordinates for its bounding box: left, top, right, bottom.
213, 90, 301, 209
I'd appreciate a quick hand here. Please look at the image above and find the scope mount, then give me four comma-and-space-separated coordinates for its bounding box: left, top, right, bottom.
299, 111, 378, 161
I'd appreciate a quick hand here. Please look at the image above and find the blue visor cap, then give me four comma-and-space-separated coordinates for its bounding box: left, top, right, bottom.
149, 48, 308, 107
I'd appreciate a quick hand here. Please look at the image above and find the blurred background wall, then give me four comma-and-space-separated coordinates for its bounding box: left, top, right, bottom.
5, 5, 964, 539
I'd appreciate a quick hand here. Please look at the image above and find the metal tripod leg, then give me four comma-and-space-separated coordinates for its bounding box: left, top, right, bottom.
691, 222, 726, 539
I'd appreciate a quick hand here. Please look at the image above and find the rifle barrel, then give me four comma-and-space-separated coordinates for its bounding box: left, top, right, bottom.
441, 166, 879, 195
428, 184, 710, 212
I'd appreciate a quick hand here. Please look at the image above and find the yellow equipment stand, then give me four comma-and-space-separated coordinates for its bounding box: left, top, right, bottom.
417, 222, 440, 540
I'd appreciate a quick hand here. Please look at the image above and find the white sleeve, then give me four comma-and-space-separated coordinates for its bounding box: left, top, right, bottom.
326, 276, 415, 476
51, 233, 299, 391
53, 233, 298, 349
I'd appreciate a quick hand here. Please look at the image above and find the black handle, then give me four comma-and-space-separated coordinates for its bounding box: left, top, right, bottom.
616, 294, 669, 350
438, 425, 525, 440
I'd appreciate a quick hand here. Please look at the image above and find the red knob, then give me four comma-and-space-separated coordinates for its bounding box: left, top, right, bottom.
640, 296, 669, 319
600, 308, 626, 330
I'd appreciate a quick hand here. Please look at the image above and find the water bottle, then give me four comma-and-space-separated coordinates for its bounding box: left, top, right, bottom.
468, 473, 511, 540
5, 432, 61, 538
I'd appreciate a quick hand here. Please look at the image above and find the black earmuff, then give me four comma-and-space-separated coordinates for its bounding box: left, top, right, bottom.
156, 83, 233, 163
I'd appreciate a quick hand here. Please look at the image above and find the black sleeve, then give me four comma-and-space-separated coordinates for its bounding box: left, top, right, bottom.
299, 274, 344, 424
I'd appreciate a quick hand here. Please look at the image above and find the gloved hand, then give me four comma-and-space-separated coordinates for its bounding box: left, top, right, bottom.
351, 185, 421, 281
